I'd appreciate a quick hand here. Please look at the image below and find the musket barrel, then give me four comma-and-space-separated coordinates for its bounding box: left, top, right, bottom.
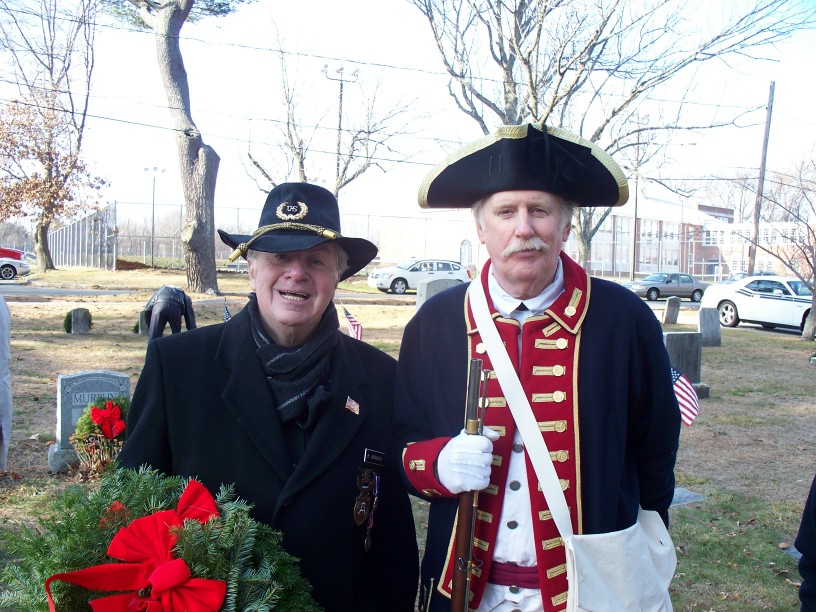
450, 359, 485, 611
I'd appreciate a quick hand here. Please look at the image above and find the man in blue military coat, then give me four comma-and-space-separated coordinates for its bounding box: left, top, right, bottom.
120, 183, 419, 611
394, 124, 680, 611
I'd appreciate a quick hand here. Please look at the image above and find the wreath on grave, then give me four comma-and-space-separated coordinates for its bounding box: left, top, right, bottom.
0, 467, 321, 612
70, 395, 129, 476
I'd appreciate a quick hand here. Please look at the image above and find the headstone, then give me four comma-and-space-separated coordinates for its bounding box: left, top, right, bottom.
416, 278, 466, 310
697, 307, 721, 347
662, 296, 681, 325
663, 331, 701, 384
139, 310, 149, 335
670, 487, 706, 507
70, 308, 91, 334
47, 370, 130, 473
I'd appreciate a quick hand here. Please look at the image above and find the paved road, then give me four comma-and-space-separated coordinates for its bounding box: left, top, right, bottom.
0, 282, 132, 298
0, 281, 410, 305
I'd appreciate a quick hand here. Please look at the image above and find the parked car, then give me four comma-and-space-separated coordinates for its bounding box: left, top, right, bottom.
621, 272, 709, 302
367, 258, 471, 294
700, 276, 812, 330
0, 248, 31, 280
726, 271, 775, 282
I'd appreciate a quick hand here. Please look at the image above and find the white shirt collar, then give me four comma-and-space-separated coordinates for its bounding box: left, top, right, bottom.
487, 258, 566, 323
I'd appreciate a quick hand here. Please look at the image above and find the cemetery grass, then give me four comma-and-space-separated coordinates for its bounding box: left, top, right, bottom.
1, 269, 815, 610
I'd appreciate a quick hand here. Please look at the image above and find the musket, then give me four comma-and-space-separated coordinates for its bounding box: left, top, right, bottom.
450, 359, 489, 612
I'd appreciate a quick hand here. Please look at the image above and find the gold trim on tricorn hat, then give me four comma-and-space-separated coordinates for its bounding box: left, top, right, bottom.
418, 122, 629, 209
217, 182, 377, 281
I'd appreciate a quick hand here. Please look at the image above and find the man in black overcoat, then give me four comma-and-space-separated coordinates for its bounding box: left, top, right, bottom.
119, 183, 419, 611
143, 284, 197, 341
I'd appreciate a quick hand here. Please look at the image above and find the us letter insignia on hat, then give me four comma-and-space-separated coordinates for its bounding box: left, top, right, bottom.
345, 396, 360, 415
276, 200, 308, 221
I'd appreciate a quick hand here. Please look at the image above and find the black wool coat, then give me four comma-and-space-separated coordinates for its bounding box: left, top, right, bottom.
119, 305, 419, 611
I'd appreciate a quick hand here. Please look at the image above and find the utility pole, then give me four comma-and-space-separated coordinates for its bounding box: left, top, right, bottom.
628, 119, 647, 282
144, 167, 165, 268
748, 81, 775, 275
322, 65, 358, 195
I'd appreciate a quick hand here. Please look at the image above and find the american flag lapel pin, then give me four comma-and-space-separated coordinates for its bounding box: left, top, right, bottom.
345, 396, 360, 415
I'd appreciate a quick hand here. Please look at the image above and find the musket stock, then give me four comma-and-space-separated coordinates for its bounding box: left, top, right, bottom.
450, 359, 487, 612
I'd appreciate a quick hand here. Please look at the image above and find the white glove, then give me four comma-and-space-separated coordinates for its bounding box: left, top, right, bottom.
437, 427, 500, 494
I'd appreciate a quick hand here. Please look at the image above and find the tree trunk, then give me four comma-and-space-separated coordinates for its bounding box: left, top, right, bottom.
153, 2, 219, 294
33, 218, 54, 272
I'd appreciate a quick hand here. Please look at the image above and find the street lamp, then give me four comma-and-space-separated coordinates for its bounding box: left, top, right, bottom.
322, 64, 359, 189
144, 167, 165, 268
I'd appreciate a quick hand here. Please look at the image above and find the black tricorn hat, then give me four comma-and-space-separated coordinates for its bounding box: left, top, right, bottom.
218, 182, 377, 281
418, 123, 629, 208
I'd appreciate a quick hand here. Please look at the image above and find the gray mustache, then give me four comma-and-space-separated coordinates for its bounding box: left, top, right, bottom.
502, 237, 549, 258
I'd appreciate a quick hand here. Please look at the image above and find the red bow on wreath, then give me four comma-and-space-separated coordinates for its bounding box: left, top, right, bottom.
91, 401, 126, 440
45, 480, 226, 612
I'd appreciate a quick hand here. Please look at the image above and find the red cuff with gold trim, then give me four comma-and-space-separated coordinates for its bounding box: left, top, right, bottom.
402, 438, 455, 498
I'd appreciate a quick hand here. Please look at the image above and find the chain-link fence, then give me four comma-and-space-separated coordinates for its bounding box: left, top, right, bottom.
44, 199, 788, 284
48, 204, 119, 270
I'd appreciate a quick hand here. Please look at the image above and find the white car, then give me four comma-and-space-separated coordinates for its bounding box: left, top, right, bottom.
367, 259, 471, 294
0, 247, 31, 280
700, 276, 813, 330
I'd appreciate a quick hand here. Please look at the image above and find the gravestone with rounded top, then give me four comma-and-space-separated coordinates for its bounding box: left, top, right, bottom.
417, 278, 468, 310
662, 296, 681, 325
697, 307, 721, 347
47, 370, 130, 473
70, 308, 91, 334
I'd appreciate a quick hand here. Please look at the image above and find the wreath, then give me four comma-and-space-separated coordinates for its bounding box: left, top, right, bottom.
70, 395, 129, 476
0, 467, 321, 611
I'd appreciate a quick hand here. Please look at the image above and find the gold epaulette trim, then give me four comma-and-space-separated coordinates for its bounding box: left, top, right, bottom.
476, 510, 493, 523
532, 365, 566, 377
535, 338, 569, 350
532, 391, 567, 403
538, 420, 568, 433
541, 322, 561, 337
547, 563, 567, 579
550, 450, 569, 462
542, 537, 564, 550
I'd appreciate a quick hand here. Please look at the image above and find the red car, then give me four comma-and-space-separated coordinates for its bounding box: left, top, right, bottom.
0, 248, 32, 280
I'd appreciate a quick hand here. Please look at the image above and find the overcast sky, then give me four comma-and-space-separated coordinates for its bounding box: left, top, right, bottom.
74, 1, 816, 231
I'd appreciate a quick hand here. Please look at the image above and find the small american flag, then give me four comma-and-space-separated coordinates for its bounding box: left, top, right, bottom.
671, 367, 699, 426
343, 308, 362, 340
223, 300, 231, 322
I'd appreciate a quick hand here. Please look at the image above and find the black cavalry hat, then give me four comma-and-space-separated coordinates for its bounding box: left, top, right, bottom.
218, 182, 377, 281
418, 122, 629, 209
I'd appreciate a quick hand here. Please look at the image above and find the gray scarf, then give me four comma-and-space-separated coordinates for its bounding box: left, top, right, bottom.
247, 293, 338, 428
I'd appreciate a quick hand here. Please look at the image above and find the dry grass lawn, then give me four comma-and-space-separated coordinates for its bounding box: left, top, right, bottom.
1, 266, 815, 609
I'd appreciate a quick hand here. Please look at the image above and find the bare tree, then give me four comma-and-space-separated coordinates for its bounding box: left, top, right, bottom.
0, 0, 104, 273
744, 159, 816, 339
103, 0, 254, 293
412, 0, 816, 266
245, 36, 419, 201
